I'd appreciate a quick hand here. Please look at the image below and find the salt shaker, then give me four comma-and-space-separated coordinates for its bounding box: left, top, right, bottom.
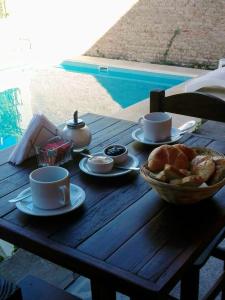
62, 111, 92, 149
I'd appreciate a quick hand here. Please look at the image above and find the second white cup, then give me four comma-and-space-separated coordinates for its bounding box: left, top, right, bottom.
29, 166, 70, 210
139, 112, 172, 142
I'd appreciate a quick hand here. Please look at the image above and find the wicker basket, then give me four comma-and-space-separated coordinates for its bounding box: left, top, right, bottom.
140, 147, 225, 205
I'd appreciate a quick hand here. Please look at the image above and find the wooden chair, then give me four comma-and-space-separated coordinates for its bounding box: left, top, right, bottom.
1, 275, 82, 300
150, 89, 225, 300
150, 89, 225, 122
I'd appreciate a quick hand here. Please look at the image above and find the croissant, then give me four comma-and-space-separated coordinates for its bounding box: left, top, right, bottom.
174, 144, 196, 160
148, 145, 189, 172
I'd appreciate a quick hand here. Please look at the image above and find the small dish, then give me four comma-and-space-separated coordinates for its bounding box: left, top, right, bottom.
16, 184, 85, 216
79, 152, 139, 177
87, 155, 114, 173
103, 144, 128, 164
132, 127, 182, 145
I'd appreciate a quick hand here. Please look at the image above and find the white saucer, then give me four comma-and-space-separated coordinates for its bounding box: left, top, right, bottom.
79, 152, 139, 177
16, 184, 85, 217
132, 127, 182, 145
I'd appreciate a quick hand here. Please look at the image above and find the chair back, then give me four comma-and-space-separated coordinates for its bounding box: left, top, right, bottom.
150, 89, 225, 122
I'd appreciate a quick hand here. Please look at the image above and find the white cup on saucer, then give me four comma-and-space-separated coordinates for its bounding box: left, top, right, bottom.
139, 112, 172, 142
29, 166, 70, 210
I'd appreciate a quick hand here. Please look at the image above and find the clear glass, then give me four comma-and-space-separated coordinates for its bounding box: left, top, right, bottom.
35, 136, 72, 167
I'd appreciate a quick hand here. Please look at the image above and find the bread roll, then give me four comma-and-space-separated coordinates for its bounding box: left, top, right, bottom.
155, 170, 167, 182
191, 155, 215, 181
209, 158, 225, 185
170, 175, 204, 187
163, 164, 190, 180
148, 145, 189, 172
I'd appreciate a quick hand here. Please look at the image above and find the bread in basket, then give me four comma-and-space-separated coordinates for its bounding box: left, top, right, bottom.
140, 145, 225, 205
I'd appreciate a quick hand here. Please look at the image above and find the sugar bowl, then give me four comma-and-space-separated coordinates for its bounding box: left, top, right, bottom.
62, 111, 92, 149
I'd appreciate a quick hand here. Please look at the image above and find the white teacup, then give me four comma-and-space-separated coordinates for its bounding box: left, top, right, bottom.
139, 112, 172, 142
29, 166, 70, 210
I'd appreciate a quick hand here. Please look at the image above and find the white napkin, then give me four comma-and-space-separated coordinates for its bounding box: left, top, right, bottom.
9, 114, 61, 165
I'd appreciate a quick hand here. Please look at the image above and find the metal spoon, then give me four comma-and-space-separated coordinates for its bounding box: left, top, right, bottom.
9, 193, 31, 203
178, 120, 197, 135
114, 165, 140, 171
73, 149, 140, 171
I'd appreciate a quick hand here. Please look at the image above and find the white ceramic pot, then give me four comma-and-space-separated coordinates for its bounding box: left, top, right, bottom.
63, 111, 92, 149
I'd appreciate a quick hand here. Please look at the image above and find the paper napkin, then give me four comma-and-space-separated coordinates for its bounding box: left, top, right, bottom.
9, 114, 61, 165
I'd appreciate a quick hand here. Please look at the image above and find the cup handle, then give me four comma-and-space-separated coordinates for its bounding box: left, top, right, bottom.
59, 185, 70, 206
138, 117, 144, 126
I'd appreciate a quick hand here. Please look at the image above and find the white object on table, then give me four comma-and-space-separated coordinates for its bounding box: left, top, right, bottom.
9, 114, 61, 165
62, 111, 92, 149
15, 184, 85, 216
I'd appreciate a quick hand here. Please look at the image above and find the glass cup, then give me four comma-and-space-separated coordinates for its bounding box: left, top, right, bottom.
35, 136, 72, 167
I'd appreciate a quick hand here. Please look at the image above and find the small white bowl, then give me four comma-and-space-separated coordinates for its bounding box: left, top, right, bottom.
87, 155, 114, 173
103, 144, 128, 165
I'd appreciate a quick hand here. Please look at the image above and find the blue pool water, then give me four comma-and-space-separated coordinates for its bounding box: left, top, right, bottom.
59, 62, 191, 108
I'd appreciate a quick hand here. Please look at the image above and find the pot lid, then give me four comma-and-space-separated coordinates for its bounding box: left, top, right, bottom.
66, 111, 85, 129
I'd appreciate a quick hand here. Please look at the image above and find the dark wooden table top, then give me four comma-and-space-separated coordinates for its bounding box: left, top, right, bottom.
1, 113, 225, 299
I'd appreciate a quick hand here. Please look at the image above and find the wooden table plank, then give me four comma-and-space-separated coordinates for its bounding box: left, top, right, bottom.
197, 120, 225, 142
105, 206, 175, 273
89, 120, 136, 149
0, 218, 159, 298
140, 186, 225, 289
86, 116, 120, 135
0, 184, 30, 218
23, 172, 141, 237
51, 174, 149, 247
0, 147, 14, 165
0, 169, 32, 198
77, 190, 164, 260
207, 140, 225, 154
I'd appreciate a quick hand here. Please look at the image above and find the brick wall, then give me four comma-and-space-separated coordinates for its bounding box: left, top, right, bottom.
86, 0, 225, 69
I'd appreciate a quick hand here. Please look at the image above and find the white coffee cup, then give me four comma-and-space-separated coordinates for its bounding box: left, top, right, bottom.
139, 112, 172, 141
29, 166, 70, 210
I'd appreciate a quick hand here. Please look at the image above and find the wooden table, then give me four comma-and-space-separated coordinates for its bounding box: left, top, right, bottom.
1, 113, 225, 300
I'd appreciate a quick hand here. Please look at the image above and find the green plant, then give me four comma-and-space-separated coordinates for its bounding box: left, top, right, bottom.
0, 88, 23, 139
163, 28, 180, 61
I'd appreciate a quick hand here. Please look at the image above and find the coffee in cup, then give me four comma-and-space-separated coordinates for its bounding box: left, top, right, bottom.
29, 166, 70, 210
139, 112, 172, 142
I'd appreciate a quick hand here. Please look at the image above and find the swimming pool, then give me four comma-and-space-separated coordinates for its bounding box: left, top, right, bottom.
0, 62, 191, 151
59, 61, 191, 108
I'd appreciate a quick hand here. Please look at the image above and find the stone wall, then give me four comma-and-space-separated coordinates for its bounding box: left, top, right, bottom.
86, 0, 225, 69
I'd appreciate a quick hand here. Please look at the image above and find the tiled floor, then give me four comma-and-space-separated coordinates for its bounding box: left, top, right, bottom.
66, 257, 223, 299
66, 276, 130, 300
